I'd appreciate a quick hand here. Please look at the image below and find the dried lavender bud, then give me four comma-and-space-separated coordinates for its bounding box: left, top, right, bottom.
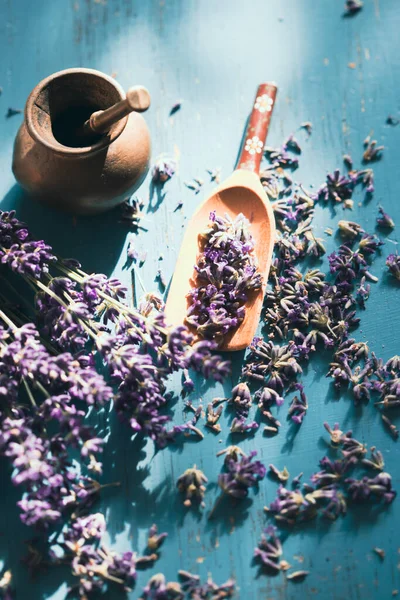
186, 212, 261, 345
345, 472, 396, 504
337, 220, 364, 239
0, 570, 12, 599
127, 240, 138, 261
377, 207, 395, 229
205, 403, 223, 432
210, 450, 265, 519
317, 169, 354, 204
120, 195, 144, 224
287, 384, 308, 424
254, 525, 284, 571
362, 449, 385, 471
147, 524, 168, 551
292, 472, 303, 487
381, 414, 399, 439
217, 450, 266, 499
140, 573, 183, 600
206, 167, 221, 183
373, 547, 385, 560
178, 570, 236, 598
300, 122, 313, 135
169, 101, 181, 116
230, 417, 259, 434
343, 154, 353, 169
363, 138, 384, 163
269, 464, 290, 482
344, 0, 363, 13
228, 382, 252, 417
284, 134, 302, 154
156, 268, 167, 291
264, 425, 278, 434
323, 422, 344, 444
152, 156, 176, 183
177, 465, 208, 508
216, 445, 246, 464
287, 570, 309, 581
386, 254, 400, 281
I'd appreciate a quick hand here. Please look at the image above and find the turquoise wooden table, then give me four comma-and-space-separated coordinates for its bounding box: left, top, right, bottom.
0, 1, 399, 598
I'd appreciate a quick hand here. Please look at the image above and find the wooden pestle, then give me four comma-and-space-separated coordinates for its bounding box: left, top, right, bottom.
83, 85, 151, 135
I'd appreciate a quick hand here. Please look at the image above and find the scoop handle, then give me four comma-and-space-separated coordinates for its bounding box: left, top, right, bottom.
236, 82, 277, 174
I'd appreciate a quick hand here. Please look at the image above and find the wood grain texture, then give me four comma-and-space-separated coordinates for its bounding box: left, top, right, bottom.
0, 1, 399, 598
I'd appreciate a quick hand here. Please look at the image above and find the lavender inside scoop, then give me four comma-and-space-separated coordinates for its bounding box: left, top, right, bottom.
185, 211, 262, 345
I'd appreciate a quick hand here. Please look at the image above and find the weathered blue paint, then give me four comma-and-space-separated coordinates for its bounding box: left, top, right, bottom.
0, 1, 399, 598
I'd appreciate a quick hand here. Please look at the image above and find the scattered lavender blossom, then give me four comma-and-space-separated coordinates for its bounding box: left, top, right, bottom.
377, 207, 395, 229
178, 570, 236, 598
206, 167, 221, 183
147, 524, 168, 552
210, 448, 265, 518
269, 464, 290, 482
254, 525, 285, 572
267, 424, 396, 527
152, 156, 176, 183
344, 0, 363, 15
363, 136, 384, 163
287, 383, 308, 424
286, 570, 309, 581
169, 101, 182, 116
300, 122, 313, 135
386, 254, 400, 280
177, 466, 208, 508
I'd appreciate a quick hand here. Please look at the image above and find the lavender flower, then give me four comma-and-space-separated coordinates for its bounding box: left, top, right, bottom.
216, 450, 266, 500
205, 402, 223, 432
177, 466, 208, 508
344, 0, 363, 14
269, 464, 290, 482
151, 156, 176, 183
287, 383, 308, 424
230, 417, 259, 434
345, 472, 396, 504
228, 382, 252, 417
186, 212, 262, 345
178, 570, 236, 598
363, 137, 384, 163
287, 570, 309, 581
300, 122, 313, 135
386, 254, 400, 280
254, 525, 284, 572
317, 170, 354, 204
147, 524, 168, 551
140, 573, 183, 600
377, 207, 395, 229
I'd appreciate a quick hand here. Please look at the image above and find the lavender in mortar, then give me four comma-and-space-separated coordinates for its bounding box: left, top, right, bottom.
186, 212, 262, 346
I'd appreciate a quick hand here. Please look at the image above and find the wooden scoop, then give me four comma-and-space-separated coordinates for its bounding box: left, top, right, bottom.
165, 83, 277, 351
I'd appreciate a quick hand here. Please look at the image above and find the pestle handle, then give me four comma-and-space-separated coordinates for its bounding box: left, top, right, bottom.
85, 85, 151, 135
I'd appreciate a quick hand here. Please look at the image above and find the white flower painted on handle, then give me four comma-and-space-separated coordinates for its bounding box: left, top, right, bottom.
254, 94, 273, 113
244, 136, 263, 156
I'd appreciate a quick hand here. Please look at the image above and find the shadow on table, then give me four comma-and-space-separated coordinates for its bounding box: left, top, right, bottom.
0, 184, 129, 275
